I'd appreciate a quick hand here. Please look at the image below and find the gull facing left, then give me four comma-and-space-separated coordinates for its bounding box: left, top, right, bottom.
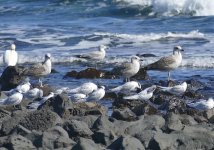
0, 89, 23, 106
3, 43, 18, 66
187, 98, 214, 110
87, 86, 105, 102
158, 82, 187, 96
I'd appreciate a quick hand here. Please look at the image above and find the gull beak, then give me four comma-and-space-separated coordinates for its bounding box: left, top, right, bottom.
180, 49, 184, 52
140, 58, 144, 61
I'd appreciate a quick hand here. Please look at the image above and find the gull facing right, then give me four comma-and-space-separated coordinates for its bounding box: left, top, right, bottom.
87, 86, 105, 102
145, 46, 184, 81
158, 82, 187, 96
67, 82, 98, 95
187, 98, 214, 110
0, 89, 23, 107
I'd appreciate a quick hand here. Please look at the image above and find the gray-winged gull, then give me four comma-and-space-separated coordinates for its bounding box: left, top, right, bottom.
87, 86, 105, 102
158, 82, 187, 95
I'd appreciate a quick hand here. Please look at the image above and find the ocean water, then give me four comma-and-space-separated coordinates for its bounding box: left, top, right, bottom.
0, 0, 214, 97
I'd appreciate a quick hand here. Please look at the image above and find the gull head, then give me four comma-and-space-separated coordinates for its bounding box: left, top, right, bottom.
173, 46, 184, 54
11, 44, 16, 50
99, 45, 108, 51
147, 85, 156, 94
207, 98, 214, 108
45, 53, 51, 59
131, 56, 142, 62
99, 86, 105, 90
181, 82, 188, 90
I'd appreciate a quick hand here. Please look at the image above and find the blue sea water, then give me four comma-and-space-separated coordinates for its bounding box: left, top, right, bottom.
0, 0, 214, 97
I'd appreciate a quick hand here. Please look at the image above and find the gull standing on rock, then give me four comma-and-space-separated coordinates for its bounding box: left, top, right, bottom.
87, 86, 105, 102
187, 98, 214, 110
67, 82, 98, 95
120, 56, 141, 82
25, 88, 43, 100
0, 89, 23, 107
145, 46, 184, 81
3, 43, 18, 66
123, 85, 156, 101
24, 53, 52, 87
109, 81, 141, 95
158, 82, 187, 96
70, 93, 87, 103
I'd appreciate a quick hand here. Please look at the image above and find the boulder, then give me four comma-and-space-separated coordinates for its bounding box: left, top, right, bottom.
0, 109, 11, 131
72, 138, 102, 150
203, 108, 214, 123
19, 109, 62, 131
71, 115, 100, 129
63, 120, 93, 139
0, 66, 26, 91
166, 113, 184, 131
111, 108, 137, 121
42, 126, 76, 149
131, 68, 149, 80
92, 129, 116, 146
107, 135, 145, 150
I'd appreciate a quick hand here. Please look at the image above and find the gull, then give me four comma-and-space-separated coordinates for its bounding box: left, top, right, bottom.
25, 88, 43, 100
0, 89, 23, 107
67, 82, 98, 95
123, 85, 156, 101
187, 98, 214, 110
145, 46, 184, 81
70, 93, 87, 103
3, 43, 18, 66
87, 86, 105, 102
109, 81, 141, 95
120, 56, 141, 82
27, 92, 54, 109
24, 53, 52, 87
76, 45, 107, 61
158, 82, 187, 96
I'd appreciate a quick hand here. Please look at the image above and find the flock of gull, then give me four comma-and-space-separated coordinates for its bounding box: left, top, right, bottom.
0, 43, 214, 111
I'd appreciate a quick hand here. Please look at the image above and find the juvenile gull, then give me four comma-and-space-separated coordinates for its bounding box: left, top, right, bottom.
3, 43, 18, 66
24, 53, 52, 87
158, 82, 187, 96
67, 82, 98, 95
109, 81, 141, 95
123, 85, 156, 101
187, 98, 214, 110
120, 56, 141, 82
146, 46, 184, 81
87, 86, 105, 102
0, 89, 23, 107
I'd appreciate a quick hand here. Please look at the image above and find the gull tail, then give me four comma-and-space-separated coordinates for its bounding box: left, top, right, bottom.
109, 86, 121, 93
74, 54, 90, 59
144, 62, 159, 70
123, 94, 139, 100
157, 86, 170, 92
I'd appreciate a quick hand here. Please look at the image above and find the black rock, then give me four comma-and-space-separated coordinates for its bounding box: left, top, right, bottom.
111, 108, 137, 121
92, 129, 116, 146
0, 66, 26, 91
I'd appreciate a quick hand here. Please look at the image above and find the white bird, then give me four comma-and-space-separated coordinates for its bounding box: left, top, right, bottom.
146, 46, 184, 81
187, 98, 214, 110
0, 89, 23, 106
24, 53, 52, 87
87, 86, 105, 102
25, 88, 43, 100
120, 56, 141, 82
70, 93, 87, 103
77, 45, 107, 61
123, 85, 156, 101
27, 92, 54, 109
158, 82, 187, 96
67, 82, 98, 95
109, 81, 141, 95
3, 43, 18, 66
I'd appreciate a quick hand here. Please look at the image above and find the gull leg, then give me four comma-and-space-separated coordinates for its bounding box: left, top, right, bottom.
168, 71, 171, 81
39, 78, 43, 87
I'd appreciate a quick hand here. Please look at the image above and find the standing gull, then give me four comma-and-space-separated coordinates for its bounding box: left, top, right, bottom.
25, 88, 43, 100
158, 82, 187, 96
120, 56, 141, 82
3, 43, 18, 66
123, 85, 156, 101
145, 46, 184, 81
24, 53, 52, 87
109, 81, 141, 95
187, 98, 214, 110
87, 86, 105, 102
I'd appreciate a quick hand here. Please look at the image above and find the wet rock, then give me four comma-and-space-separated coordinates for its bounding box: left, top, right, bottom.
0, 66, 26, 91
203, 108, 214, 123
64, 68, 104, 79
38, 94, 71, 117
51, 68, 58, 73
186, 79, 205, 91
131, 68, 149, 80
92, 129, 116, 146
107, 135, 145, 150
20, 109, 62, 131
132, 102, 158, 116
136, 53, 157, 57
179, 114, 198, 126
113, 98, 144, 110
0, 109, 11, 130
125, 115, 165, 135
42, 126, 76, 149
1, 135, 36, 150
166, 113, 184, 131
72, 138, 102, 150
63, 120, 93, 139
111, 108, 137, 121
71, 115, 100, 129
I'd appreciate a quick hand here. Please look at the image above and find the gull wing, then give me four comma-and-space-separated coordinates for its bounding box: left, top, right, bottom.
25, 63, 45, 76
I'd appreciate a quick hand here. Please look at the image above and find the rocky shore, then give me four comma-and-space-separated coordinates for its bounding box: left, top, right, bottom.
0, 66, 214, 150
